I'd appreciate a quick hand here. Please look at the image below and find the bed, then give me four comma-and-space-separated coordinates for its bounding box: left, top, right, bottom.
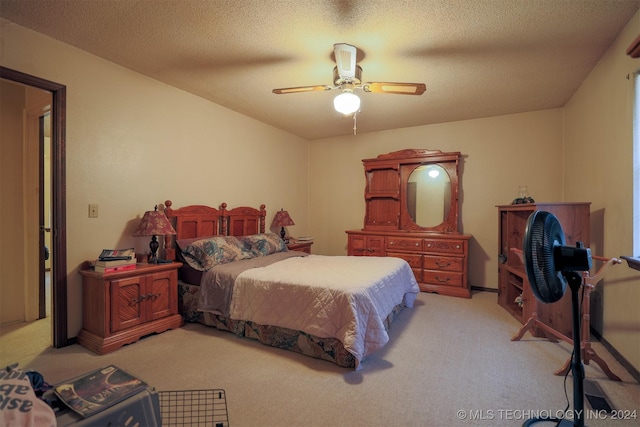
163, 200, 420, 368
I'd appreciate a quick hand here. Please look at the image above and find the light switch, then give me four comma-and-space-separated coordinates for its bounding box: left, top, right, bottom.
89, 204, 98, 218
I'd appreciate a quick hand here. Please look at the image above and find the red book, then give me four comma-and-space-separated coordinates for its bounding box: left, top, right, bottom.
95, 263, 136, 274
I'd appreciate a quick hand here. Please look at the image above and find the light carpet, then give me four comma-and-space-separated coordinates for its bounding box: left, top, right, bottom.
1, 291, 638, 427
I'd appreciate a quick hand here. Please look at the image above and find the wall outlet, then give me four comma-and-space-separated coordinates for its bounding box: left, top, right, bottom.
88, 204, 98, 218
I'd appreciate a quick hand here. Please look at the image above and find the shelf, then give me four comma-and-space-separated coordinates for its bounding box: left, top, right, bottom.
508, 277, 523, 292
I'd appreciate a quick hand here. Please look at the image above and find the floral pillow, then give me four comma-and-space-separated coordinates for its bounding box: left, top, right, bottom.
240, 233, 287, 256
179, 236, 254, 271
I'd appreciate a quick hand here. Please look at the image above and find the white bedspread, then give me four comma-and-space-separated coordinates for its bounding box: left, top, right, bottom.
229, 255, 419, 365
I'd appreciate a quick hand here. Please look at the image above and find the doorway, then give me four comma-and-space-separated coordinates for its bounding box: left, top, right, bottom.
0, 67, 68, 350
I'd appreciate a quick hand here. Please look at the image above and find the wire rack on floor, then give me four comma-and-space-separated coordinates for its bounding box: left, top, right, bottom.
158, 389, 229, 427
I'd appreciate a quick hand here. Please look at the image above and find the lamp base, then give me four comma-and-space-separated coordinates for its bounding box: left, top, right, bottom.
149, 235, 159, 264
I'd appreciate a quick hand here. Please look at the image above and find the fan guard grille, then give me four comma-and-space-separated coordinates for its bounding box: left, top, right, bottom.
523, 211, 567, 303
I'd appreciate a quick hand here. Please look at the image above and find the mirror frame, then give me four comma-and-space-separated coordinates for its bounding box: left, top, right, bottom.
400, 159, 459, 232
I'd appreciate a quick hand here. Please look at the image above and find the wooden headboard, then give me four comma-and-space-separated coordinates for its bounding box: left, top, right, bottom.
163, 200, 266, 261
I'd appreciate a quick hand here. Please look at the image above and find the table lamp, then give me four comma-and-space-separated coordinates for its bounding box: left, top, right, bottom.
133, 205, 177, 263
271, 209, 295, 243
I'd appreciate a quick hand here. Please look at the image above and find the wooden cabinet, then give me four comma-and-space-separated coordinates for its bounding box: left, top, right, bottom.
347, 149, 472, 298
497, 203, 590, 337
78, 262, 183, 354
287, 240, 313, 254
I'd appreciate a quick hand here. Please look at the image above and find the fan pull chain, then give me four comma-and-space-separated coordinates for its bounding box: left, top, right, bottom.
353, 112, 357, 135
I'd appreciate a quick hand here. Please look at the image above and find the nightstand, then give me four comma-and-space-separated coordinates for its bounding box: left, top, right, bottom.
77, 262, 183, 354
287, 240, 313, 254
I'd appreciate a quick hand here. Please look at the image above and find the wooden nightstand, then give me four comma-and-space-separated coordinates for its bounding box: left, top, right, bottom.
78, 262, 183, 354
287, 240, 313, 254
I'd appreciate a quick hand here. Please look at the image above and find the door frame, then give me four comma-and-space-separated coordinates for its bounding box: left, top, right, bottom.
1, 66, 69, 348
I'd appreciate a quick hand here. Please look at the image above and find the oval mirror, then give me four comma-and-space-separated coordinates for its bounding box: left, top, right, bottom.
406, 164, 451, 227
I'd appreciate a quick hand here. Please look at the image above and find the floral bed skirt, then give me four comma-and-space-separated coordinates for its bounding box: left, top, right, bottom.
178, 281, 404, 368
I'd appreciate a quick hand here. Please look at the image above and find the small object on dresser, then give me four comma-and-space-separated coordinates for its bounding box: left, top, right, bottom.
94, 263, 137, 273
512, 185, 535, 204
98, 248, 135, 261
93, 248, 137, 272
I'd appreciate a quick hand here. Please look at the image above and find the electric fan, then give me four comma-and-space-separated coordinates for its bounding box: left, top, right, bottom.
522, 211, 592, 427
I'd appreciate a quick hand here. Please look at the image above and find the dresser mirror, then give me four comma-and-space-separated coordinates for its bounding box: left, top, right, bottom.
406, 164, 452, 227
400, 156, 459, 233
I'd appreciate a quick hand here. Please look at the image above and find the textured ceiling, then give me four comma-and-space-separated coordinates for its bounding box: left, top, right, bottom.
1, 0, 639, 139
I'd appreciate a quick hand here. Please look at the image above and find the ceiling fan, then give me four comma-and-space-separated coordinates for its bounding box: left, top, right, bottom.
272, 43, 426, 115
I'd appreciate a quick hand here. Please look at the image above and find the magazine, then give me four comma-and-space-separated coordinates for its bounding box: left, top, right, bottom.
98, 248, 135, 261
54, 365, 147, 418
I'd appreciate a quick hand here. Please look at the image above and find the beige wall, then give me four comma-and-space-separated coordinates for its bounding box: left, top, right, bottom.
0, 20, 309, 335
563, 10, 640, 372
308, 109, 565, 290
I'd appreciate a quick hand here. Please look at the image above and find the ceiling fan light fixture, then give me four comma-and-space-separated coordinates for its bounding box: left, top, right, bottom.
333, 90, 360, 115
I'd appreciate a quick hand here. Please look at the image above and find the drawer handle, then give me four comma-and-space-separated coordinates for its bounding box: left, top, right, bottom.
436, 261, 451, 268
456, 245, 461, 249
415, 243, 420, 247
131, 295, 146, 305
435, 276, 450, 283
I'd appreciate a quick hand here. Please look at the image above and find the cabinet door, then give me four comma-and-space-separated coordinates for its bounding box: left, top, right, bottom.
348, 235, 385, 256
110, 276, 145, 333
349, 234, 368, 256
146, 270, 177, 321
365, 198, 399, 228
365, 235, 385, 256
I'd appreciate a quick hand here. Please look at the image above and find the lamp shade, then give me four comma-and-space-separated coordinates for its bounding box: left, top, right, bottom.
271, 209, 295, 228
334, 90, 360, 115
133, 206, 177, 237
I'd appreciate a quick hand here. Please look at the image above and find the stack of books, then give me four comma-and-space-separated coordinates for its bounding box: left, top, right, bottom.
93, 248, 136, 273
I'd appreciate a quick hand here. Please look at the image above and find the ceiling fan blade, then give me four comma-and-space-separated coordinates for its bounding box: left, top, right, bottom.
363, 82, 426, 95
272, 85, 333, 94
334, 43, 357, 80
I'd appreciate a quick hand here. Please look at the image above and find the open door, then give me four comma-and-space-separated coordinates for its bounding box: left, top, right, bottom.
1, 66, 69, 348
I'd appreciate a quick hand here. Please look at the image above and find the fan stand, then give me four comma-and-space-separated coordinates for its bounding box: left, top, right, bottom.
511, 251, 622, 381
524, 270, 585, 427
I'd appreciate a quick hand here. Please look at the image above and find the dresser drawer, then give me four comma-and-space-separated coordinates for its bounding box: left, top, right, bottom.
422, 270, 463, 287
387, 237, 422, 251
423, 239, 465, 254
424, 255, 463, 272
387, 252, 423, 269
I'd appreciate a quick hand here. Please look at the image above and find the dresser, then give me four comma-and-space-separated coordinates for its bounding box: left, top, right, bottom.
78, 262, 183, 354
346, 149, 472, 298
348, 229, 471, 297
497, 202, 590, 337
